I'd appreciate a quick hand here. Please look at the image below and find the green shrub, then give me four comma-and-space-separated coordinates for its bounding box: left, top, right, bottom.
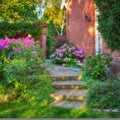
3, 46, 46, 98
82, 53, 112, 80
0, 50, 8, 80
0, 22, 42, 40
46, 22, 57, 58
46, 36, 54, 59
87, 79, 120, 110
54, 39, 70, 50
95, 0, 120, 50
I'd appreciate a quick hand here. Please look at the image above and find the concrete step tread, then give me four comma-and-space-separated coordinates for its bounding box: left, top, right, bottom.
51, 89, 87, 97
52, 80, 85, 86
51, 100, 85, 109
51, 76, 80, 81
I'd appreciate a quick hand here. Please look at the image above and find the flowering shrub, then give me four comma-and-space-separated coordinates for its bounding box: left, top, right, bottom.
0, 37, 36, 79
0, 37, 35, 52
50, 43, 84, 67
0, 36, 54, 103
82, 53, 112, 80
0, 37, 52, 100
0, 37, 41, 79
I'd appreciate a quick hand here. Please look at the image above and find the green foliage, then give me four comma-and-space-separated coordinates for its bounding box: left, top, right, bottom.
40, 0, 66, 35
95, 0, 120, 50
87, 79, 120, 110
46, 22, 57, 58
0, 22, 42, 40
0, 50, 8, 80
82, 53, 112, 80
46, 36, 54, 58
0, 0, 37, 22
54, 39, 69, 50
0, 82, 5, 99
3, 46, 46, 98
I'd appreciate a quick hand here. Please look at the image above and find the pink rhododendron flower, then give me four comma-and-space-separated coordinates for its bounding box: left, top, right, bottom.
71, 47, 76, 51
88, 66, 92, 70
56, 58, 61, 60
32, 51, 38, 56
39, 64, 44, 67
61, 43, 67, 48
59, 53, 63, 57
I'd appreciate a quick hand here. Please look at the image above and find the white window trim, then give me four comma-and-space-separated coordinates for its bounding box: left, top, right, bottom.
95, 10, 103, 54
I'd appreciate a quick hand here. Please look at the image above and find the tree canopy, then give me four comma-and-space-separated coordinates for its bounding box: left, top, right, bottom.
0, 0, 37, 22
95, 0, 120, 51
40, 0, 66, 35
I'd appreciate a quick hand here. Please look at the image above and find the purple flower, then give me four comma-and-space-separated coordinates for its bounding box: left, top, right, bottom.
8, 52, 12, 57
70, 47, 76, 51
61, 48, 66, 52
55, 49, 59, 52
0, 44, 5, 51
61, 43, 67, 48
56, 57, 61, 60
59, 53, 63, 57
32, 51, 38, 56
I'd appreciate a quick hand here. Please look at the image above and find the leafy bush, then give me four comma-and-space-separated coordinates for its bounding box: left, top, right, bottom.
0, 22, 42, 40
0, 0, 37, 22
50, 43, 84, 67
82, 53, 112, 80
4, 49, 45, 98
87, 79, 120, 110
0, 37, 53, 102
54, 39, 69, 50
95, 0, 120, 50
46, 22, 58, 58
0, 37, 36, 79
46, 36, 54, 59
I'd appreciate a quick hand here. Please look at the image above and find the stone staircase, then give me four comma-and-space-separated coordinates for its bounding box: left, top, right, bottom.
45, 60, 87, 109
50, 75, 87, 109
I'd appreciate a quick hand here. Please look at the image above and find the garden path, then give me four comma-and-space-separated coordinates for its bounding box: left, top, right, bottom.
45, 59, 87, 109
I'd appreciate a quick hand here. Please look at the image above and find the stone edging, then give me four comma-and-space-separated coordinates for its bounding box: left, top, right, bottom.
93, 109, 120, 114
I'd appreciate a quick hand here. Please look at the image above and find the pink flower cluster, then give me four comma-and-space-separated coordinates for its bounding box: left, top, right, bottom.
74, 47, 84, 58
50, 43, 84, 66
0, 37, 35, 52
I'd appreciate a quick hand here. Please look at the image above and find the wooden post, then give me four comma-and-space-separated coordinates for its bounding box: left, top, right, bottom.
41, 24, 48, 58
33, 21, 48, 58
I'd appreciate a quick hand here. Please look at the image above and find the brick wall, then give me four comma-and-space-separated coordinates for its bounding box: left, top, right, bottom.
66, 0, 95, 57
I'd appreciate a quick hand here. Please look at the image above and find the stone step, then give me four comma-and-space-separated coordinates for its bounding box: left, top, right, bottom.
51, 89, 87, 101
52, 80, 86, 89
51, 75, 80, 81
51, 100, 85, 109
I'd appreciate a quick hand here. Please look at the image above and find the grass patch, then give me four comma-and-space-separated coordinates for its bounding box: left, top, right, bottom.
0, 101, 120, 118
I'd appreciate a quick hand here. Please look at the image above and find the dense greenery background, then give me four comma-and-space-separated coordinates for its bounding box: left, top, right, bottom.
95, 0, 120, 50
0, 22, 42, 40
